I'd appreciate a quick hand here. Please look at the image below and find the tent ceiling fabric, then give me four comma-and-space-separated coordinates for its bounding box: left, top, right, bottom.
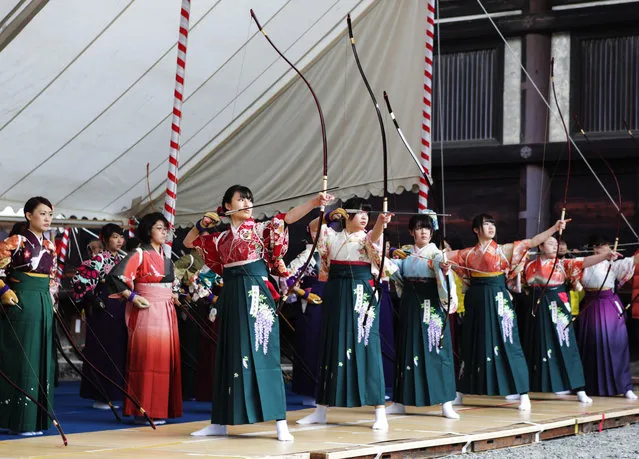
1, 0, 426, 225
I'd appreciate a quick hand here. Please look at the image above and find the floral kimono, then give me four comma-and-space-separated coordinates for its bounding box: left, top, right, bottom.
314, 226, 392, 407
71, 250, 127, 403
522, 257, 586, 392
449, 240, 530, 396
192, 214, 289, 425
108, 244, 182, 420
173, 251, 218, 402
0, 230, 58, 433
286, 243, 324, 399
390, 243, 457, 406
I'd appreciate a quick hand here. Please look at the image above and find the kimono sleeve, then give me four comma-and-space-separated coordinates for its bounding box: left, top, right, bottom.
44, 239, 59, 297
448, 247, 471, 292
288, 246, 312, 279
192, 233, 222, 275
259, 213, 289, 275
389, 258, 405, 296
0, 235, 21, 269
317, 224, 336, 281
108, 249, 143, 293
71, 252, 108, 300
365, 232, 398, 278
503, 239, 531, 292
612, 257, 635, 288
433, 252, 459, 313
561, 258, 585, 288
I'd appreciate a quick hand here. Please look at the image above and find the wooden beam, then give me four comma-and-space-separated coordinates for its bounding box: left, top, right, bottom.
438, 3, 639, 43
430, 138, 639, 168
0, 0, 49, 53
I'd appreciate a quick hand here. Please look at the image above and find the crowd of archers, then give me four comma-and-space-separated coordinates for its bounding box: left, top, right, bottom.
0, 189, 637, 442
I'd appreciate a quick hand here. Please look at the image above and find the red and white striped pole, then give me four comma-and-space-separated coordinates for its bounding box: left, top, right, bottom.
128, 217, 136, 239
57, 228, 70, 282
418, 0, 436, 213
162, 0, 190, 246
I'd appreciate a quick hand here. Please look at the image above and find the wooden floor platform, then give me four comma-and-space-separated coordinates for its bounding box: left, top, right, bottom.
1, 394, 638, 459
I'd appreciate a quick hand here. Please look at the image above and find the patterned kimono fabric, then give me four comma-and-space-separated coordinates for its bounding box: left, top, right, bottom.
71, 251, 127, 402
315, 227, 387, 407
577, 259, 635, 396
523, 257, 586, 392
451, 240, 530, 396
0, 231, 57, 433
288, 246, 324, 399
390, 244, 457, 406
193, 214, 289, 425
108, 245, 182, 419
173, 254, 205, 400
190, 268, 220, 402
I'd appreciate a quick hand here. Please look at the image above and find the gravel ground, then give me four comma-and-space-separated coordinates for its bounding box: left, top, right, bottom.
441, 422, 639, 458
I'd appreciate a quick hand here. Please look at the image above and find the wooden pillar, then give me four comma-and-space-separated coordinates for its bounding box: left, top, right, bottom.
521, 0, 552, 237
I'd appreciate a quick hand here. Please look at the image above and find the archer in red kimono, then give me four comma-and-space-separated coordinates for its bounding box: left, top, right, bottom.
108, 213, 182, 424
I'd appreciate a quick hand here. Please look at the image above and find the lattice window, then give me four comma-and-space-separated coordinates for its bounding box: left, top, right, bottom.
433, 47, 502, 143
575, 34, 639, 133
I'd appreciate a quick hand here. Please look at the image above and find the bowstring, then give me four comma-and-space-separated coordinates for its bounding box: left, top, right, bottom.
473, 0, 638, 242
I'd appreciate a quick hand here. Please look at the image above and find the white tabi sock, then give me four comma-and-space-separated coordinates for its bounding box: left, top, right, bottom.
372, 406, 388, 431
625, 390, 638, 400
518, 393, 531, 411
442, 401, 460, 419
554, 390, 571, 396
276, 420, 294, 442
505, 394, 521, 400
576, 390, 593, 404
453, 391, 463, 405
385, 402, 405, 414
190, 423, 228, 436
296, 405, 327, 424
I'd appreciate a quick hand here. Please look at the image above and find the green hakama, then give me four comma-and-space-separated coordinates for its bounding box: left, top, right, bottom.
0, 272, 54, 433
316, 264, 385, 407
459, 275, 529, 395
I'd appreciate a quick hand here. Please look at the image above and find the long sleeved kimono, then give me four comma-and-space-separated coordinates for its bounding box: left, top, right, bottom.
192, 214, 289, 425
286, 243, 324, 399
449, 240, 530, 395
173, 251, 218, 402
314, 226, 395, 407
108, 244, 182, 420
71, 250, 127, 403
0, 230, 58, 433
577, 257, 636, 396
390, 243, 457, 406
522, 257, 586, 392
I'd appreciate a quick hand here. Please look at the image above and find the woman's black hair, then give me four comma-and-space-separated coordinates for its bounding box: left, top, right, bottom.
125, 237, 141, 251
100, 223, 124, 243
443, 236, 463, 250
9, 221, 27, 237
222, 185, 253, 212
471, 213, 496, 238
588, 234, 611, 247
135, 212, 169, 244
23, 196, 53, 226
408, 214, 435, 232
342, 197, 371, 220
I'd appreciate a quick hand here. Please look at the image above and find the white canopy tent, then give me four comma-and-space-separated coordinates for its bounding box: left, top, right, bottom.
1, 0, 427, 226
